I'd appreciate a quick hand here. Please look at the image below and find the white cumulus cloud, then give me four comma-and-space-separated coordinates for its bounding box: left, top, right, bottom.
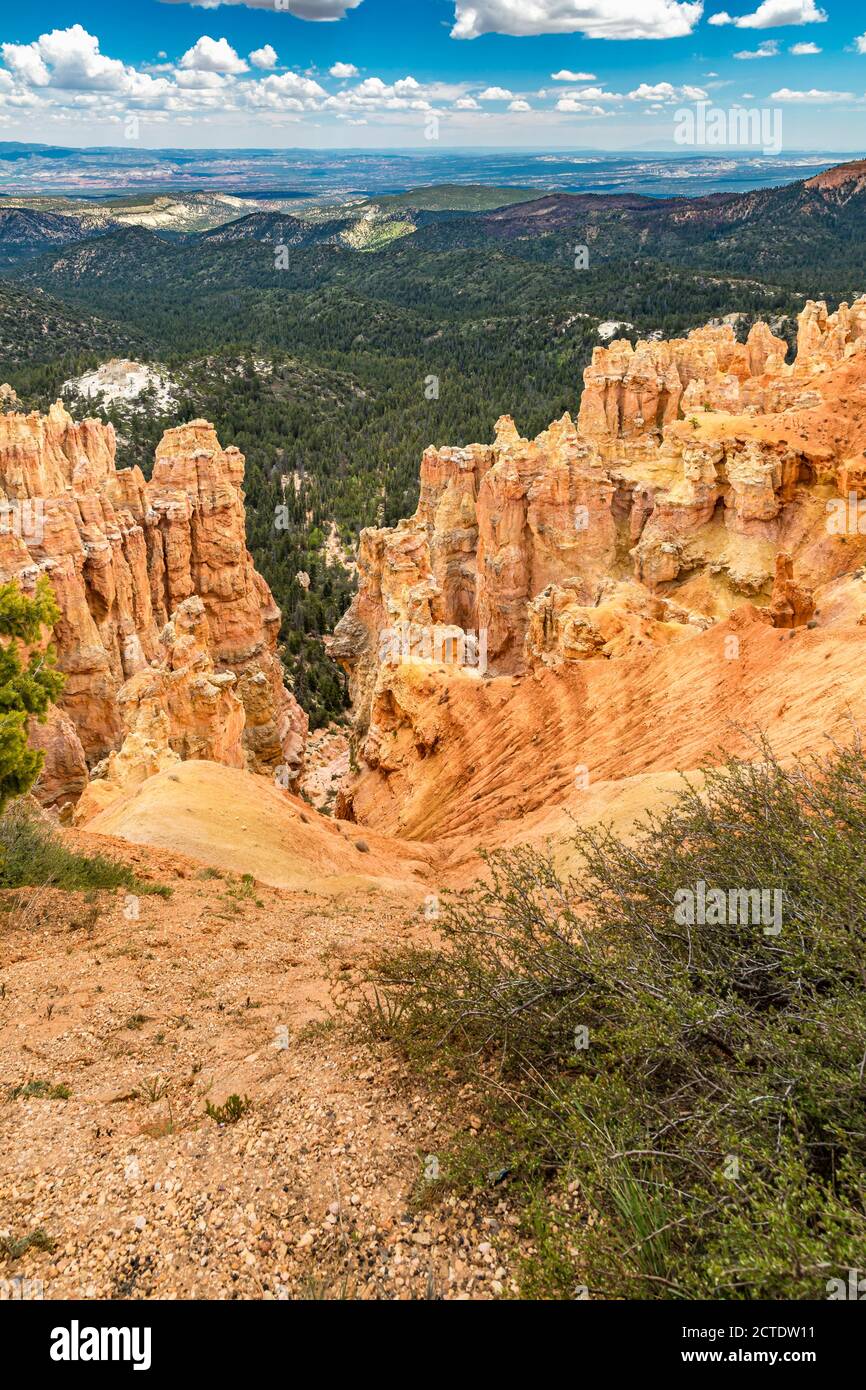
566, 85, 622, 99
329, 61, 359, 78
180, 37, 248, 74
322, 74, 454, 114
629, 81, 708, 101
771, 86, 857, 101
2, 24, 169, 98
1, 43, 50, 87
709, 1, 827, 28
159, 0, 363, 16
734, 40, 779, 58
249, 45, 278, 70
551, 69, 597, 81
281, 0, 362, 12
3, 24, 129, 91
248, 71, 326, 104
630, 81, 677, 100
175, 69, 227, 90
452, 0, 703, 41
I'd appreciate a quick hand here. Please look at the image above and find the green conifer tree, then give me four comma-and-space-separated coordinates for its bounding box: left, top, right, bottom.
0, 577, 65, 812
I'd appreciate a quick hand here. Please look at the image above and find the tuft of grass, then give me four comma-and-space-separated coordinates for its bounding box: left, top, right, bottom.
298, 1271, 357, 1300
352, 737, 866, 1300
7, 1079, 70, 1101
205, 1093, 251, 1125
136, 1075, 169, 1104
0, 1228, 56, 1261
0, 803, 171, 897
352, 988, 408, 1043
224, 873, 257, 905
295, 1015, 336, 1044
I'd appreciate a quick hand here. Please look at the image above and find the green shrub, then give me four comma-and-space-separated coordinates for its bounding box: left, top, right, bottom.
356, 740, 866, 1299
7, 1080, 70, 1101
205, 1094, 251, 1125
0, 803, 170, 896
0, 577, 65, 814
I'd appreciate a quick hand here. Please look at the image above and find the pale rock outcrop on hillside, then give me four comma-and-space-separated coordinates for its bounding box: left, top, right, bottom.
524, 579, 699, 668
768, 552, 816, 630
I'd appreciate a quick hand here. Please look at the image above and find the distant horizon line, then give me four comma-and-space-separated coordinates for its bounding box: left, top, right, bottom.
0, 141, 862, 158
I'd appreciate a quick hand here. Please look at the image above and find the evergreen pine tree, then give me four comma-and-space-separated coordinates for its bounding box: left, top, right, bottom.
0, 577, 65, 812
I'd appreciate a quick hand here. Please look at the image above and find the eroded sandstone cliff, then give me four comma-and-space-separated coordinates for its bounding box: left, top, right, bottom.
333, 296, 866, 833
0, 403, 306, 810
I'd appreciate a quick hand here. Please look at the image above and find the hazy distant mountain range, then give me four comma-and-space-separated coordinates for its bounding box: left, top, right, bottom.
0, 141, 844, 203
3, 158, 865, 291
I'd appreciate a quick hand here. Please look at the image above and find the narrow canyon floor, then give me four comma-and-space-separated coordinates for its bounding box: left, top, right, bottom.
0, 832, 525, 1300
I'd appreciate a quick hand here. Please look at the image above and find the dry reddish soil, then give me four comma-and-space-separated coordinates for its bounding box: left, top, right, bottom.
0, 835, 524, 1300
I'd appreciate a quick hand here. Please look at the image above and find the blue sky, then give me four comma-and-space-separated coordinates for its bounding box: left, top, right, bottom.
1, 0, 865, 149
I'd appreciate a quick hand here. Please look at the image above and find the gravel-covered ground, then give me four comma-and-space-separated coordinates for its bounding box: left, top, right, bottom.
0, 834, 523, 1300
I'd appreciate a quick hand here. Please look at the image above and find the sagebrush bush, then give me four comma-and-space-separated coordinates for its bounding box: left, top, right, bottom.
356, 739, 866, 1299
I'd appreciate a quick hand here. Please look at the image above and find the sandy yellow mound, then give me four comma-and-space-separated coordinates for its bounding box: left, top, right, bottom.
84, 759, 432, 896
